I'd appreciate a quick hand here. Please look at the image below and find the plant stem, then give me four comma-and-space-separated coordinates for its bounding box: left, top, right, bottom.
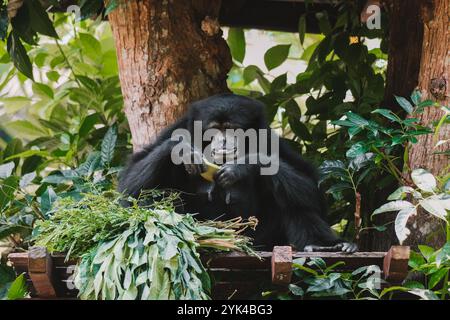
55, 39, 82, 87
441, 271, 449, 300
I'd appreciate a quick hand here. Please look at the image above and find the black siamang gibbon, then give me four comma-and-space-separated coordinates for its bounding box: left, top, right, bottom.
118, 93, 357, 252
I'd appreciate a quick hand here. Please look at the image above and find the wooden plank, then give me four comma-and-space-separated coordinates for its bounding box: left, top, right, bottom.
28, 247, 56, 298
271, 246, 292, 285
383, 246, 410, 283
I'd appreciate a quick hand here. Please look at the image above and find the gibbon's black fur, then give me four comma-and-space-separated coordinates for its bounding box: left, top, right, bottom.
118, 93, 356, 252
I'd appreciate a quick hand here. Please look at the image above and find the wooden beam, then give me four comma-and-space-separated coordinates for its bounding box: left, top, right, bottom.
383, 245, 410, 283
28, 247, 57, 298
271, 246, 293, 285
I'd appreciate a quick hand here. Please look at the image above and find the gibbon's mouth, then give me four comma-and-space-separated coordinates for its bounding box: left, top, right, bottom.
212, 147, 238, 161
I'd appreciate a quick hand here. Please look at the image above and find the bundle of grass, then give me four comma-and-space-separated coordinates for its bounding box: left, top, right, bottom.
33, 191, 257, 300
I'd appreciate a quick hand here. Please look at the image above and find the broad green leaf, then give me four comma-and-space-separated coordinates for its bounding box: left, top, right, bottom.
242, 65, 257, 84
410, 90, 421, 105
346, 112, 369, 127
227, 28, 246, 63
7, 32, 34, 80
371, 109, 401, 123
387, 186, 422, 201
105, 0, 119, 15
408, 289, 439, 300
6, 274, 27, 300
394, 95, 414, 114
79, 33, 102, 60
436, 242, 450, 267
419, 198, 447, 220
79, 113, 101, 138
19, 171, 36, 188
101, 125, 118, 166
346, 142, 368, 159
0, 162, 15, 178
289, 118, 312, 141
372, 200, 414, 216
32, 82, 54, 99
394, 207, 416, 244
264, 44, 291, 70
428, 268, 448, 289
40, 186, 57, 216
411, 169, 436, 192
418, 245, 435, 261
289, 283, 304, 296
27, 0, 58, 38
349, 153, 374, 171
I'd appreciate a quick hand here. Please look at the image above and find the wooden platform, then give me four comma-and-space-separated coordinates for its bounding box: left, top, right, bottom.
8, 245, 410, 300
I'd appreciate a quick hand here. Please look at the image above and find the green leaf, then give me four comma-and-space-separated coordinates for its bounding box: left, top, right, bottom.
0, 162, 15, 179
325, 182, 352, 194
7, 274, 27, 300
79, 113, 101, 138
27, 0, 58, 38
40, 186, 57, 217
101, 125, 118, 166
428, 268, 448, 289
417, 245, 435, 261
346, 112, 369, 127
411, 90, 421, 105
419, 198, 447, 220
346, 142, 368, 159
79, 0, 104, 20
349, 153, 374, 171
19, 171, 36, 188
411, 169, 436, 192
372, 109, 401, 123
298, 14, 306, 45
408, 289, 439, 300
0, 4, 7, 41
289, 118, 312, 141
7, 32, 34, 80
105, 0, 119, 15
387, 186, 422, 201
79, 33, 102, 60
394, 95, 414, 114
46, 70, 60, 82
32, 82, 54, 99
271, 73, 287, 92
288, 284, 304, 296
372, 200, 414, 216
264, 44, 291, 70
227, 28, 245, 63
394, 207, 417, 244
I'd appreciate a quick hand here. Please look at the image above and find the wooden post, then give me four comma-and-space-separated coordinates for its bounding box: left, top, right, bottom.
383, 246, 410, 283
271, 246, 292, 285
28, 247, 56, 298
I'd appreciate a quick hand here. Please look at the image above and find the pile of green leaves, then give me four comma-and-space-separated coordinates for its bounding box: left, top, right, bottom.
33, 191, 257, 300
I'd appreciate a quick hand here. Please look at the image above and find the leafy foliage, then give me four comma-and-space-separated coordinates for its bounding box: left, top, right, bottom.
33, 191, 257, 300
266, 258, 383, 300
372, 169, 449, 244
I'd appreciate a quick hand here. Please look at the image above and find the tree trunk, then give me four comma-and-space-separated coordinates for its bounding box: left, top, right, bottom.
371, 0, 449, 250
108, 0, 232, 151
382, 0, 423, 110
403, 0, 450, 249
367, 0, 424, 251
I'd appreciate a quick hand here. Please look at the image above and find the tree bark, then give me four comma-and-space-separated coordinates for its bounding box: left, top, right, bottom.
382, 0, 423, 110
403, 0, 449, 249
108, 0, 232, 151
367, 0, 424, 251
371, 0, 449, 250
